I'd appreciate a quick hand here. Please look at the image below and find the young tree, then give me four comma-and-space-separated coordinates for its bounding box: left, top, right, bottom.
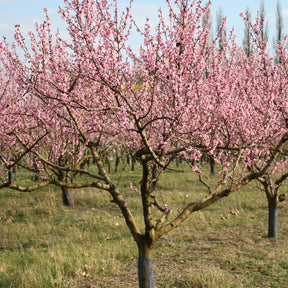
0, 35, 78, 207
1, 0, 288, 286
256, 173, 286, 238
241, 10, 288, 239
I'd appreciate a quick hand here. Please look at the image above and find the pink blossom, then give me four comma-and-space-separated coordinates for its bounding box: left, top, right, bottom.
162, 204, 168, 210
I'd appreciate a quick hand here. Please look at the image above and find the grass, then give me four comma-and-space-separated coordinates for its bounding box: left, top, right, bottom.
0, 162, 288, 287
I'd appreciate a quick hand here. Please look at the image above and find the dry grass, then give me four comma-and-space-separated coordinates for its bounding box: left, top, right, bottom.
0, 164, 288, 288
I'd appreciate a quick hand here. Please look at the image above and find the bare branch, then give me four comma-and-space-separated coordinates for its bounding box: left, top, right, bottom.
150, 194, 166, 212
198, 172, 211, 194
8, 132, 49, 169
275, 172, 288, 186
7, 180, 52, 192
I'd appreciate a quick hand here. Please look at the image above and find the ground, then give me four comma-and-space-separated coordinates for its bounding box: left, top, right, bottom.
1, 167, 287, 288
77, 207, 288, 288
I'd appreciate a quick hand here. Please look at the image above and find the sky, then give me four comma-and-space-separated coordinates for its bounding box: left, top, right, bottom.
0, 0, 287, 52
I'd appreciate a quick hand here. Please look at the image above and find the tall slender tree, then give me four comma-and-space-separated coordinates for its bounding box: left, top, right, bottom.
259, 1, 269, 44
202, 1, 213, 41
243, 7, 252, 56
215, 7, 225, 51
274, 0, 283, 63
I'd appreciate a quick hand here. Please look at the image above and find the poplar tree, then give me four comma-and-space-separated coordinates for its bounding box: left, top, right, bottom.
274, 0, 283, 63
243, 8, 252, 56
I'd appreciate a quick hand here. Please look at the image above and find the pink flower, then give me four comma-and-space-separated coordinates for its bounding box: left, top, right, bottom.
162, 204, 168, 210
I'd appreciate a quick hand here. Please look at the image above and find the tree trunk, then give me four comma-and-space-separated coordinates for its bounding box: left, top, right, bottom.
12, 166, 16, 181
261, 180, 279, 239
210, 163, 216, 175
58, 168, 74, 208
137, 242, 155, 288
151, 164, 158, 190
138, 258, 155, 288
61, 187, 74, 208
132, 157, 136, 171
115, 154, 120, 172
105, 156, 111, 173
267, 195, 278, 238
126, 152, 131, 166
268, 208, 278, 238
209, 156, 215, 175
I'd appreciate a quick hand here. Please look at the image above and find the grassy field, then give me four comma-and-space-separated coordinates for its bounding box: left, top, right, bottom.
0, 163, 288, 288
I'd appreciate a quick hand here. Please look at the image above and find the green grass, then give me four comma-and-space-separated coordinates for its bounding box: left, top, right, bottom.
0, 162, 288, 287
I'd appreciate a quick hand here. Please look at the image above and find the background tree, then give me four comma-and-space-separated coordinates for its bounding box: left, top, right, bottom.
274, 0, 283, 63
202, 1, 213, 42
259, 1, 269, 44
243, 7, 252, 56
241, 9, 288, 238
215, 7, 226, 51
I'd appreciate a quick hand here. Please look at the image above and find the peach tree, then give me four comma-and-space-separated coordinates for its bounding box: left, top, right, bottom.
1, 0, 288, 287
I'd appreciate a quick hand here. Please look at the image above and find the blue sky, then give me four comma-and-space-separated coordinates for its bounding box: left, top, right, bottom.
0, 0, 287, 51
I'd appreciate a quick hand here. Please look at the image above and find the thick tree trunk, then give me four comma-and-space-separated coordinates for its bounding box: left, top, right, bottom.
138, 258, 155, 288
61, 187, 74, 208
268, 208, 278, 238
261, 180, 279, 239
151, 164, 158, 190
267, 195, 278, 238
58, 168, 74, 208
209, 156, 215, 175
137, 242, 155, 288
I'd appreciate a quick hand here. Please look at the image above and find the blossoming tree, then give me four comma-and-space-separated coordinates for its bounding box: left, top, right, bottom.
240, 10, 288, 238
1, 0, 288, 287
